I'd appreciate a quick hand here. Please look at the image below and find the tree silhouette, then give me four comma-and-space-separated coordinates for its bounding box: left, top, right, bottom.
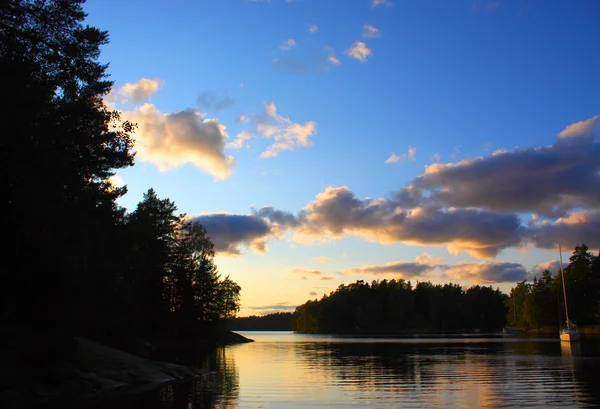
1, 1, 241, 346
292, 279, 507, 334
1, 0, 134, 332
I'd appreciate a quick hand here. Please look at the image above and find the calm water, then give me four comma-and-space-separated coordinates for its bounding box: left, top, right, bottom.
101, 331, 600, 408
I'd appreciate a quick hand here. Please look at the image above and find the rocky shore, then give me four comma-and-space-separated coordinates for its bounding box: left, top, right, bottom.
0, 331, 253, 409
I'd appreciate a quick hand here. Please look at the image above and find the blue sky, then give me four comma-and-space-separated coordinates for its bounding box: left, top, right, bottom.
84, 0, 600, 315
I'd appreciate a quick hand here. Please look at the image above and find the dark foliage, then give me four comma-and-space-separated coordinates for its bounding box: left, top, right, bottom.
292, 279, 507, 334
230, 313, 293, 331
509, 244, 600, 330
0, 0, 240, 346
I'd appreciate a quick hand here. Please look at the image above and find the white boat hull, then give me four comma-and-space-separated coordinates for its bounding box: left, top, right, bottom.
560, 332, 580, 342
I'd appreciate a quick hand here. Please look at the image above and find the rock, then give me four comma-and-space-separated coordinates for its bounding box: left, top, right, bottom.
0, 336, 208, 409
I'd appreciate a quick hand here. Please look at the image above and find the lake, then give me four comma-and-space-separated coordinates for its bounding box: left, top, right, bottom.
101, 331, 600, 408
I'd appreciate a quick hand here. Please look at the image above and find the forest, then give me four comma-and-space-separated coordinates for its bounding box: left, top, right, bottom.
508, 244, 600, 330
292, 279, 507, 334
230, 313, 293, 331
292, 244, 600, 334
0, 0, 241, 347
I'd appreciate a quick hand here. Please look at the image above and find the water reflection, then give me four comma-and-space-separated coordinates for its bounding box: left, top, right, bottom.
94, 333, 600, 408
561, 341, 582, 357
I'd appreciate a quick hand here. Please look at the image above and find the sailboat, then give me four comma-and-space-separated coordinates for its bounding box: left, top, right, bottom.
559, 244, 579, 342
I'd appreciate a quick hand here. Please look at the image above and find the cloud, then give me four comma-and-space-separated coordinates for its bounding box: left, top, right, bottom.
108, 175, 124, 188
340, 253, 527, 284
237, 114, 250, 123
444, 262, 527, 283
525, 210, 600, 251
309, 291, 318, 297
123, 104, 234, 180
292, 268, 325, 276
408, 120, 600, 218
197, 91, 235, 112
531, 260, 566, 277
371, 0, 394, 8
107, 79, 235, 180
341, 261, 437, 278
362, 24, 381, 39
385, 147, 416, 164
279, 38, 296, 50
252, 206, 302, 228
557, 115, 598, 141
226, 130, 254, 150
294, 186, 522, 258
324, 46, 341, 65
415, 252, 445, 266
110, 78, 163, 105
385, 153, 401, 164
257, 102, 317, 158
308, 23, 318, 33
246, 302, 297, 315
313, 256, 332, 263
185, 115, 600, 262
345, 41, 372, 62
188, 213, 272, 256
187, 206, 303, 256
320, 276, 334, 281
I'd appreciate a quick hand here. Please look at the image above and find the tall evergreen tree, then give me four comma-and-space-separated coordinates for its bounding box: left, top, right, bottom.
125, 189, 180, 336
0, 0, 134, 331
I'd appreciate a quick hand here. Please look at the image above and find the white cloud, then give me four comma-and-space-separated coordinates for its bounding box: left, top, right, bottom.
415, 252, 445, 266
110, 78, 163, 105
385, 147, 416, 164
125, 105, 234, 179
308, 23, 318, 33
107, 79, 235, 180
385, 153, 401, 164
313, 256, 332, 263
279, 38, 296, 50
258, 102, 317, 158
362, 24, 381, 38
345, 41, 372, 62
226, 130, 254, 150
108, 175, 124, 188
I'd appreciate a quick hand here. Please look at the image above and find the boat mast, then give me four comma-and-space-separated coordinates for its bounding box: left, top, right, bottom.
559, 244, 570, 326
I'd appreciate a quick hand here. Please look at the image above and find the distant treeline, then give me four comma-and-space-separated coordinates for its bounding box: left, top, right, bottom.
230, 313, 293, 331
292, 244, 600, 335
292, 280, 507, 334
509, 244, 600, 330
1, 1, 240, 344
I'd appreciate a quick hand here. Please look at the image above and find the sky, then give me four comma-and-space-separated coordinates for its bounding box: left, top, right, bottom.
83, 0, 600, 316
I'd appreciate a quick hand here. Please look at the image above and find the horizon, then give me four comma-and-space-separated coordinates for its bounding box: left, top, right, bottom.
83, 0, 600, 316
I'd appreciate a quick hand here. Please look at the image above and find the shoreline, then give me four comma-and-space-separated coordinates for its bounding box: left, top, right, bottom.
0, 331, 253, 409
290, 325, 600, 337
